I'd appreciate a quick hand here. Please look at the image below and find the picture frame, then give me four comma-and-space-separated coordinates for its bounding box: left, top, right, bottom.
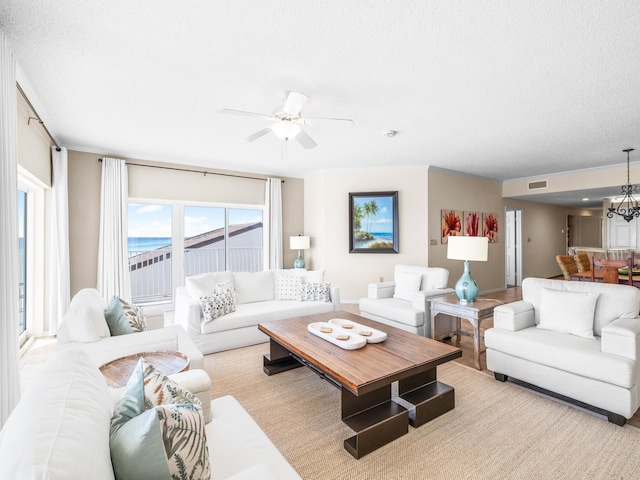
482, 211, 499, 243
441, 209, 462, 244
464, 211, 481, 237
349, 191, 398, 253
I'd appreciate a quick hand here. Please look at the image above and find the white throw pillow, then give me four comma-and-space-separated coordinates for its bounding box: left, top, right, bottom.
66, 302, 111, 343
186, 272, 217, 300
537, 288, 599, 339
233, 271, 275, 304
275, 271, 303, 300
393, 272, 423, 301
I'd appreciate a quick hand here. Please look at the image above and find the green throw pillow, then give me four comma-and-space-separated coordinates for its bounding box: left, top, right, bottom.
110, 358, 210, 480
104, 296, 147, 336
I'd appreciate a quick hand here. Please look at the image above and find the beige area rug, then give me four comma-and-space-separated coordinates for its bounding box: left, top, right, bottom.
204, 344, 640, 480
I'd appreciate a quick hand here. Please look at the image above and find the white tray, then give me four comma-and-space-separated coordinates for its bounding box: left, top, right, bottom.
308, 322, 367, 350
328, 318, 387, 343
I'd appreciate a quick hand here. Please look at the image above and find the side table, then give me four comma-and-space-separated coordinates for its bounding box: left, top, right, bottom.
430, 294, 498, 370
99, 350, 190, 388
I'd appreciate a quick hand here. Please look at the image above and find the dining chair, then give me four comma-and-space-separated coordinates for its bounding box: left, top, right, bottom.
590, 257, 630, 285
556, 254, 579, 280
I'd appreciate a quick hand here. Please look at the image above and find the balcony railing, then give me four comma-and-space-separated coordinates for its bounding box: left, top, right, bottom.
129, 247, 263, 304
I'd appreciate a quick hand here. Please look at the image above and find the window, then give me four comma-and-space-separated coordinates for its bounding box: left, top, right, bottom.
18, 189, 27, 335
128, 201, 264, 305
128, 204, 173, 304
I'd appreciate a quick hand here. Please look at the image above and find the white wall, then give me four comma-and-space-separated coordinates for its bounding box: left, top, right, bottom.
304, 167, 429, 302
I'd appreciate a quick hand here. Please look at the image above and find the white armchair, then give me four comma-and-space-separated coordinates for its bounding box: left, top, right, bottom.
358, 265, 455, 337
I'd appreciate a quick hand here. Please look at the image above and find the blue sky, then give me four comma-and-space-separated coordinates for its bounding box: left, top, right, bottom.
128, 204, 263, 238
353, 196, 394, 233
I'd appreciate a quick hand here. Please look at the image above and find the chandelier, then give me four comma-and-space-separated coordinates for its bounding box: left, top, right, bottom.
607, 149, 639, 222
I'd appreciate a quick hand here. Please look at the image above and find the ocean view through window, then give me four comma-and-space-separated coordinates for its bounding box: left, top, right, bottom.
128, 202, 264, 305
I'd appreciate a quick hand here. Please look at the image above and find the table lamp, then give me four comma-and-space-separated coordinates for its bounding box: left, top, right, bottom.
447, 236, 489, 304
290, 235, 310, 269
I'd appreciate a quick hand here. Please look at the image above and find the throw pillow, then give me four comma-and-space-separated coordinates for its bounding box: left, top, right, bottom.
66, 302, 111, 343
200, 290, 236, 322
537, 288, 599, 339
393, 272, 422, 301
275, 272, 303, 300
303, 269, 325, 284
104, 296, 147, 335
299, 282, 331, 302
104, 296, 134, 336
186, 272, 217, 300
110, 359, 210, 480
215, 280, 236, 301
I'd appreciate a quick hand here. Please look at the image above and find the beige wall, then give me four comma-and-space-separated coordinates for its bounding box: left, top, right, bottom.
68, 151, 304, 295
304, 167, 429, 302
428, 169, 505, 292
17, 91, 51, 186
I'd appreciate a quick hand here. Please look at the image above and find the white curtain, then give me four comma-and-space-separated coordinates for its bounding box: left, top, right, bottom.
97, 157, 131, 302
265, 178, 283, 270
48, 146, 70, 335
0, 30, 21, 428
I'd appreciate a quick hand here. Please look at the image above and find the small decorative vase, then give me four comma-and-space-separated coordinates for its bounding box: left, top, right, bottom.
455, 260, 478, 304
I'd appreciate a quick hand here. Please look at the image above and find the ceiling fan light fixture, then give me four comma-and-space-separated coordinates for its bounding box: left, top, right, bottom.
271, 120, 301, 140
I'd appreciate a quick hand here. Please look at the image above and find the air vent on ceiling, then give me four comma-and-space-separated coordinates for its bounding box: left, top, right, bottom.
527, 180, 548, 190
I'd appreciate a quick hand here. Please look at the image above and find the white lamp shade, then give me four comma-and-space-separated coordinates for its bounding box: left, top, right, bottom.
272, 121, 301, 140
290, 235, 310, 250
447, 236, 488, 262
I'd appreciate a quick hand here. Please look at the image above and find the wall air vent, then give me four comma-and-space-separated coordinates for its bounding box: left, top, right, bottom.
527, 180, 548, 190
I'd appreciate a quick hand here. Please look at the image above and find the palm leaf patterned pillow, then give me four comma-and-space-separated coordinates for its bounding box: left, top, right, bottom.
110, 358, 210, 480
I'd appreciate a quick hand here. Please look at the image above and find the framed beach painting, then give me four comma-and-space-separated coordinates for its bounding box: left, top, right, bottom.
441, 209, 462, 243
483, 211, 499, 243
464, 211, 481, 237
349, 191, 398, 253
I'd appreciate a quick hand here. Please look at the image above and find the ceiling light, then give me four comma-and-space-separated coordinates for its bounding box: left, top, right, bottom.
607, 148, 639, 222
271, 121, 301, 141
582, 198, 589, 201
383, 130, 397, 137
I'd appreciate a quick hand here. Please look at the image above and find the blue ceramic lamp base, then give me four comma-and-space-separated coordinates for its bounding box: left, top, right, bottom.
454, 260, 479, 304
293, 250, 305, 269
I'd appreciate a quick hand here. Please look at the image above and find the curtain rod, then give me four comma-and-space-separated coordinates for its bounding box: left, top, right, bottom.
97, 158, 284, 183
16, 83, 61, 152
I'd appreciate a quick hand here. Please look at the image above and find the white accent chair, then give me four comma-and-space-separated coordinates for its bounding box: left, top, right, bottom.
358, 265, 455, 337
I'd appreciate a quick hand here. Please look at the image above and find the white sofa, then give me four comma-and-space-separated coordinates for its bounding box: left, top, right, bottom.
0, 348, 300, 479
485, 277, 640, 426
175, 269, 340, 354
57, 288, 204, 370
358, 265, 455, 337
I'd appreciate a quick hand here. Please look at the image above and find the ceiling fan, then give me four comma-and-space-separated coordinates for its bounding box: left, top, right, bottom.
220, 91, 354, 149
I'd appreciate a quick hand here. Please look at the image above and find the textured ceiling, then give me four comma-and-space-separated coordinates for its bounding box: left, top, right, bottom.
2, 1, 640, 190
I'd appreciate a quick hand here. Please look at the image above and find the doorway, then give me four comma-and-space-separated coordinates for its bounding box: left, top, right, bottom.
505, 208, 523, 287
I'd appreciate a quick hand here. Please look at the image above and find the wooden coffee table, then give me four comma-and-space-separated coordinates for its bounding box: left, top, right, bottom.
99, 350, 190, 388
258, 312, 462, 459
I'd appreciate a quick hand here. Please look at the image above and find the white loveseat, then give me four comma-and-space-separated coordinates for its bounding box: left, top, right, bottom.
485, 277, 640, 426
57, 288, 204, 370
0, 348, 300, 479
358, 265, 455, 337
175, 269, 340, 354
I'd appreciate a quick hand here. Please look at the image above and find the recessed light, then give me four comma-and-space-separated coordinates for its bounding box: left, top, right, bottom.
383, 130, 397, 137
582, 198, 589, 201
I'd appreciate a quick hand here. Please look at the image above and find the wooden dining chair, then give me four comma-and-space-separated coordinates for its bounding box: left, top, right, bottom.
590, 257, 630, 285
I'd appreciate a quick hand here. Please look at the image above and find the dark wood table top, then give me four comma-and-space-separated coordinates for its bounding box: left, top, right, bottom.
259, 311, 461, 396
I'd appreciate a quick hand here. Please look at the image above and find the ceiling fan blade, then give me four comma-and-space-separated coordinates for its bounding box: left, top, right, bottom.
303, 117, 355, 127
219, 108, 274, 121
283, 91, 308, 116
245, 127, 272, 143
295, 128, 317, 149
